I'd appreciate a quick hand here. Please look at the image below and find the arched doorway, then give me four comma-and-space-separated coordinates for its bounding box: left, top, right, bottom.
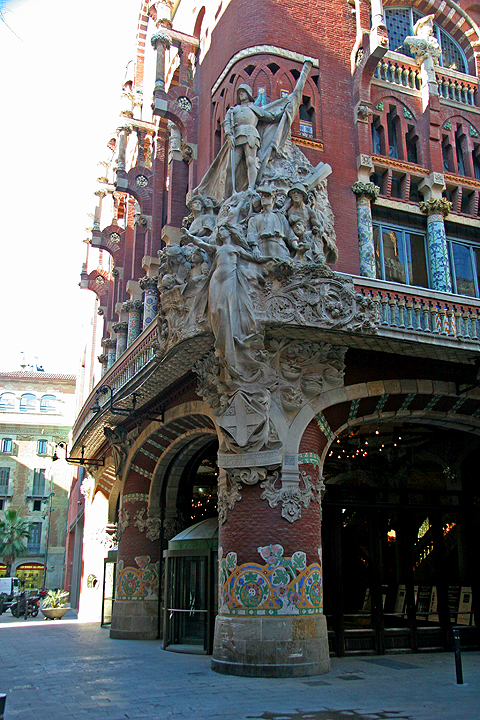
322, 422, 480, 655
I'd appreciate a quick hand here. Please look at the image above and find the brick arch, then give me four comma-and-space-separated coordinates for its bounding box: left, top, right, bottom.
121, 409, 216, 502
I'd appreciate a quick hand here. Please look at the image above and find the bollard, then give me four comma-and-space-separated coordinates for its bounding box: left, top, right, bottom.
452, 628, 463, 685
0, 692, 6, 720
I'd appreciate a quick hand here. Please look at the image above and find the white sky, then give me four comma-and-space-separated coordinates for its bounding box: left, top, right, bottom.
0, 0, 140, 374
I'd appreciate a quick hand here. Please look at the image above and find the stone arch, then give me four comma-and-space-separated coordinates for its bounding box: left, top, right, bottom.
287, 378, 480, 466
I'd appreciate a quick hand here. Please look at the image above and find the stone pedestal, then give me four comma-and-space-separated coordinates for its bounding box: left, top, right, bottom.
110, 599, 158, 640
212, 614, 330, 677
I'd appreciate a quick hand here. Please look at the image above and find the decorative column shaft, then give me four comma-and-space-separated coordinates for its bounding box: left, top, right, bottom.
97, 353, 108, 378
113, 322, 128, 358
103, 338, 117, 369
123, 300, 143, 346
151, 31, 170, 94
352, 181, 380, 279
116, 125, 132, 173
420, 198, 453, 293
139, 277, 159, 330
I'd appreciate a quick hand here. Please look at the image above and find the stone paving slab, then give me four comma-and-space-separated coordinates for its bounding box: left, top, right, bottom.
0, 612, 478, 720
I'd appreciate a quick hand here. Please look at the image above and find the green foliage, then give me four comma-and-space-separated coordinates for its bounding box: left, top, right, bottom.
0, 509, 30, 573
42, 589, 69, 609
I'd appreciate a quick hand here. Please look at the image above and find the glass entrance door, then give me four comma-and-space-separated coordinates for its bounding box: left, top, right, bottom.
101, 560, 116, 627
163, 550, 215, 654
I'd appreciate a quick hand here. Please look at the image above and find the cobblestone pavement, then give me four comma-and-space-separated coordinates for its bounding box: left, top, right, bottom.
0, 611, 478, 720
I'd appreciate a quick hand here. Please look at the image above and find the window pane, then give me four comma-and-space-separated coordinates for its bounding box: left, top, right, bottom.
385, 8, 413, 54
40, 395, 56, 413
0, 467, 10, 493
20, 394, 36, 412
474, 248, 480, 297
452, 243, 475, 296
407, 234, 429, 287
440, 29, 466, 73
33, 469, 46, 496
1, 439, 12, 453
0, 393, 15, 411
383, 229, 406, 284
37, 440, 48, 455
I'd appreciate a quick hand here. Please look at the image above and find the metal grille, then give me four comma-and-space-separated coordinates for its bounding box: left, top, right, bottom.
440, 29, 467, 73
385, 8, 413, 54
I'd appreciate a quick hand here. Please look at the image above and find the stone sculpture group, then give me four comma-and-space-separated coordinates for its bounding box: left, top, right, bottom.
156, 61, 375, 503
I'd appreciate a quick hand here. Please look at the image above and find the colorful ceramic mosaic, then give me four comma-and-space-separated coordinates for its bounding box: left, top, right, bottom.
116, 554, 159, 601
427, 215, 452, 293
218, 543, 323, 616
356, 195, 376, 279
298, 452, 321, 468
123, 493, 149, 504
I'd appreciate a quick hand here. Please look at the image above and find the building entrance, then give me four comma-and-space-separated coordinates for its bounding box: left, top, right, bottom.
322, 424, 479, 656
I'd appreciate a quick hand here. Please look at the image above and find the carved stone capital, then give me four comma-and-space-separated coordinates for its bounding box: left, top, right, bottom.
420, 197, 452, 218
351, 181, 380, 202
97, 353, 108, 365
139, 276, 159, 291
151, 30, 171, 50
112, 322, 128, 335
357, 105, 373, 122
104, 426, 132, 479
102, 338, 117, 350
116, 124, 133, 136
123, 299, 143, 313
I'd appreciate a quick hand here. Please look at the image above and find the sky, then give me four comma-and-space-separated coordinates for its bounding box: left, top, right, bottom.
0, 0, 140, 374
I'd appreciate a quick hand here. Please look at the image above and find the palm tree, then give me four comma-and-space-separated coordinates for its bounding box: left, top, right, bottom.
0, 510, 30, 576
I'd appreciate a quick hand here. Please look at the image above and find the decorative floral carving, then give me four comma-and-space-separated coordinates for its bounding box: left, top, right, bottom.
351, 181, 380, 202
420, 198, 452, 217
134, 507, 161, 542
260, 470, 315, 523
117, 508, 130, 538
357, 104, 372, 121
177, 96, 192, 112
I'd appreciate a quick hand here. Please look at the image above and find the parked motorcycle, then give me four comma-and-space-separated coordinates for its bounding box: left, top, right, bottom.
10, 592, 40, 619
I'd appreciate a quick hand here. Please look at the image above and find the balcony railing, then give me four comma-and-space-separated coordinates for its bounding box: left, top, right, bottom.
373, 52, 478, 107
354, 277, 480, 347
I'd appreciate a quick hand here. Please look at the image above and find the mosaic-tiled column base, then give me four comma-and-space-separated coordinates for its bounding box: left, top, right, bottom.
212, 614, 330, 677
110, 599, 158, 640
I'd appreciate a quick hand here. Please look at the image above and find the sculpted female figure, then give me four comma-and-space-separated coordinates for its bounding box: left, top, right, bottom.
183, 223, 270, 375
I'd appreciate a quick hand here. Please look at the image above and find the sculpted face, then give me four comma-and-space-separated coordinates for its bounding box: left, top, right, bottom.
190, 199, 202, 213
238, 89, 249, 103
259, 192, 273, 210
290, 190, 303, 204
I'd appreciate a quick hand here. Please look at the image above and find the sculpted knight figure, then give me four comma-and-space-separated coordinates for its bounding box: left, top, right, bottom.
196, 60, 314, 200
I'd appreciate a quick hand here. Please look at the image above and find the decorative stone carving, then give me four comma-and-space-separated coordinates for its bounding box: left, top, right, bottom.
80, 474, 95, 502
260, 470, 315, 523
405, 15, 441, 69
104, 426, 132, 479
357, 105, 373, 121
117, 508, 130, 538
420, 198, 452, 218
351, 181, 380, 202
133, 507, 161, 542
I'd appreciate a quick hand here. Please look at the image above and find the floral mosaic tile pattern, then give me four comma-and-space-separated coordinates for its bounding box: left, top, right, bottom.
219, 543, 323, 616
116, 555, 159, 601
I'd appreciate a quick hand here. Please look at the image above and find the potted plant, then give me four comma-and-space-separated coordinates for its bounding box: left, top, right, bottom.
41, 590, 69, 620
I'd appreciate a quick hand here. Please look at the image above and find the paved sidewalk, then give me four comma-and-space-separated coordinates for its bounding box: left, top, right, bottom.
0, 611, 478, 720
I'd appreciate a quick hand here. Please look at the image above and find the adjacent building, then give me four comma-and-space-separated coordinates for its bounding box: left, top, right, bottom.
71, 0, 479, 676
0, 372, 76, 589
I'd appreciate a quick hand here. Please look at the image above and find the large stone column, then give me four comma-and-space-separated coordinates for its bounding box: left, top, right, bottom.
110, 494, 161, 640
420, 197, 452, 292
139, 277, 158, 329
352, 180, 380, 279
213, 461, 329, 677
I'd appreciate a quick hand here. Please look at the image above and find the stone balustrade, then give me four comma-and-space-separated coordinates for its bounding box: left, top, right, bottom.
355, 278, 480, 344
373, 52, 477, 107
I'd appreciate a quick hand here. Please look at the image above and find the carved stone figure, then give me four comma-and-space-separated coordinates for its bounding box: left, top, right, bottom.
247, 185, 298, 260
196, 60, 314, 200
182, 194, 216, 241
